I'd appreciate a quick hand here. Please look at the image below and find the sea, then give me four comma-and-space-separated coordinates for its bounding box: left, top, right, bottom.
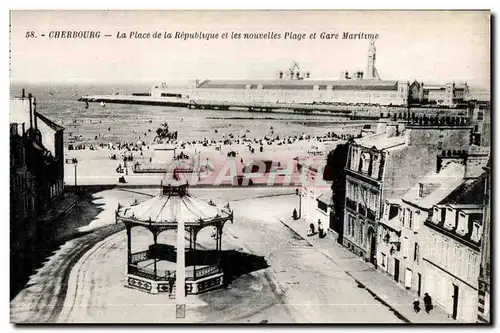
10, 82, 357, 147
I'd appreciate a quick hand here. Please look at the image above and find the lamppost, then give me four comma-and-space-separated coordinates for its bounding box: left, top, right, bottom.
295, 188, 302, 219
71, 158, 78, 192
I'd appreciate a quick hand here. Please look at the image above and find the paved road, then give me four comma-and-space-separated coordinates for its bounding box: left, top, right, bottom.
55, 193, 402, 323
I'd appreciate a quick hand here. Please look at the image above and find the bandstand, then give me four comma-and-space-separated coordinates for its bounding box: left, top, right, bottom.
116, 173, 233, 296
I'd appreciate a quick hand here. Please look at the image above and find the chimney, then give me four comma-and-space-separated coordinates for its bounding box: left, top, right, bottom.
28, 93, 33, 130
418, 183, 424, 198
22, 89, 25, 99
10, 123, 18, 136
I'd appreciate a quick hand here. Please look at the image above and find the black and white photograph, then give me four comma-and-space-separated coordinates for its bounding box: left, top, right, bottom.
8, 9, 491, 324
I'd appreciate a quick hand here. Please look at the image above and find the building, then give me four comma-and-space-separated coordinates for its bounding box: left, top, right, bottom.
10, 93, 65, 207
151, 78, 411, 107
409, 81, 470, 107
477, 159, 491, 323
297, 157, 332, 231
10, 122, 38, 299
151, 42, 410, 107
10, 91, 65, 299
323, 142, 350, 243
377, 162, 465, 295
343, 116, 475, 264
421, 172, 486, 322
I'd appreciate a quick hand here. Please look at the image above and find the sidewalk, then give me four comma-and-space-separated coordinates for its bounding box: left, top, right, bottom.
279, 216, 460, 324
38, 192, 81, 225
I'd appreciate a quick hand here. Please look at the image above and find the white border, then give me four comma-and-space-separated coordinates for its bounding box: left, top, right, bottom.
2, 2, 497, 333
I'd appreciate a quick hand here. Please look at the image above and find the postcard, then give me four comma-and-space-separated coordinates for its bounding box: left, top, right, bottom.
9, 10, 491, 324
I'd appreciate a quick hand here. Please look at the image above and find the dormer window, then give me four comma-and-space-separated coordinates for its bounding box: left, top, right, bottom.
471, 222, 482, 243
456, 211, 468, 236
432, 207, 441, 223
444, 207, 456, 230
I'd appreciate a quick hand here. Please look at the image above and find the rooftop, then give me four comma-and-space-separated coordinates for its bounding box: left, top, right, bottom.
439, 172, 487, 206
197, 79, 400, 90
118, 188, 232, 226
316, 189, 334, 207
402, 162, 465, 209
354, 133, 407, 151
35, 112, 65, 132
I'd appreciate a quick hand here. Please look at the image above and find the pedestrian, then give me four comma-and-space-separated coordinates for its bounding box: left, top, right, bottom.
307, 223, 315, 236
413, 298, 421, 313
318, 220, 325, 238
423, 293, 433, 313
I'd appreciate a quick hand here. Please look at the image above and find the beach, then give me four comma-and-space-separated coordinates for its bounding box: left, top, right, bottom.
12, 83, 366, 186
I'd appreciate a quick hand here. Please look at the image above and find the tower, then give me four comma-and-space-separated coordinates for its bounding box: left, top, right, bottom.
366, 40, 380, 80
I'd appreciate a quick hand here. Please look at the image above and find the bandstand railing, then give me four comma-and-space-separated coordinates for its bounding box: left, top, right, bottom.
130, 250, 150, 264
187, 265, 222, 281
128, 264, 176, 281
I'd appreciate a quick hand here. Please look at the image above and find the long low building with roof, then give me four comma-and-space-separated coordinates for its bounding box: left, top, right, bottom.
151, 78, 410, 106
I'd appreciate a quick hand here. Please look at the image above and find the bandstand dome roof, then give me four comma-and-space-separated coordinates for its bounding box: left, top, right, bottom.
117, 173, 232, 226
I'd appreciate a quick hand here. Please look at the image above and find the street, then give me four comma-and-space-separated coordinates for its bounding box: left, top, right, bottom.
50, 188, 403, 323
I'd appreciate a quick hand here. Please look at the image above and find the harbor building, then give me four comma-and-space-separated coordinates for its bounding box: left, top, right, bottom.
151, 78, 410, 106
421, 172, 487, 322
151, 42, 411, 107
409, 81, 470, 107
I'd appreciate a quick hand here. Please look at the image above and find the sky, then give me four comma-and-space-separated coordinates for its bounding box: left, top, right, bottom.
10, 10, 491, 89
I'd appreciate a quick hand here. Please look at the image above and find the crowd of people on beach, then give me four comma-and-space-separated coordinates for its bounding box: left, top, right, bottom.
64, 121, 362, 181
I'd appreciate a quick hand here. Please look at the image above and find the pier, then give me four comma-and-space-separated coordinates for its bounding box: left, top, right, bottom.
78, 95, 353, 115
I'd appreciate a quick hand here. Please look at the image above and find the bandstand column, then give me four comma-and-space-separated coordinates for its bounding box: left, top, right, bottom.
175, 220, 186, 319
217, 225, 222, 266
126, 223, 132, 264
192, 230, 197, 280
153, 230, 158, 279
189, 229, 193, 250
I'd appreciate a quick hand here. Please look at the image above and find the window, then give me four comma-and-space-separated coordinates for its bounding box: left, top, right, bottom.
467, 252, 474, 280
360, 222, 365, 244
413, 210, 420, 232
442, 241, 449, 269
403, 237, 409, 258
381, 253, 387, 268
414, 243, 420, 263
360, 152, 371, 174
408, 209, 413, 229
